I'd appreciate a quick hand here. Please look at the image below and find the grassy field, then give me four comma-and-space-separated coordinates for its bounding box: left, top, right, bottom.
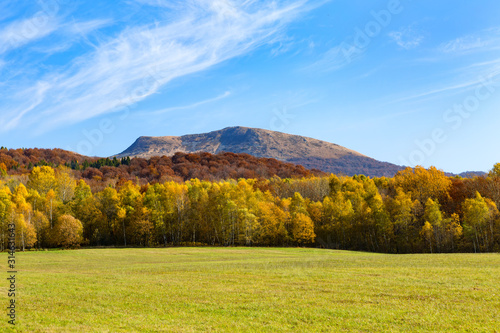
1, 248, 499, 332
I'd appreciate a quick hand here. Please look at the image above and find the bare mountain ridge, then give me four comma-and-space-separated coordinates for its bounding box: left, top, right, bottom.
116, 126, 405, 177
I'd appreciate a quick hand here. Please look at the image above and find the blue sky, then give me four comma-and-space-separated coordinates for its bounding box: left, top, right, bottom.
1, 0, 499, 173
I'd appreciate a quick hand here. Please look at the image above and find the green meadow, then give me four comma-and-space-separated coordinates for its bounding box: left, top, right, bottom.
1, 248, 499, 332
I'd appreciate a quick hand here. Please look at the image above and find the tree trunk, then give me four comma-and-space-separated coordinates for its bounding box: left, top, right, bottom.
122, 220, 127, 246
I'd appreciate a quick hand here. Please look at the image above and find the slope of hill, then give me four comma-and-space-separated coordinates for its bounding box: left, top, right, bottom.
116, 126, 404, 177
0, 148, 322, 185
0, 148, 94, 170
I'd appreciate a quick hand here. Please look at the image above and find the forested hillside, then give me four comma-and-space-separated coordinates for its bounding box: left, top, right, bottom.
0, 147, 322, 188
1, 160, 499, 253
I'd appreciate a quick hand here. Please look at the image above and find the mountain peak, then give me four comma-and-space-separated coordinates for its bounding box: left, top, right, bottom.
116, 127, 403, 177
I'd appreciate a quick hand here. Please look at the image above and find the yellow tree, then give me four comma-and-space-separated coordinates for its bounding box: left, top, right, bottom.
420, 221, 433, 253
484, 198, 499, 251
362, 177, 391, 252
233, 179, 264, 246
27, 166, 57, 196
257, 201, 288, 246
289, 192, 310, 245
185, 179, 211, 245
27, 189, 43, 213
423, 198, 443, 253
45, 189, 58, 229
12, 184, 36, 251
118, 181, 143, 246
71, 179, 104, 246
319, 192, 353, 249
307, 201, 323, 227
292, 212, 316, 245
462, 192, 490, 252
488, 163, 500, 178
393, 166, 451, 204
162, 181, 189, 245
32, 210, 49, 249
0, 163, 7, 178
387, 188, 414, 253
290, 192, 308, 216
144, 183, 168, 246
0, 187, 13, 251
55, 166, 76, 203
53, 214, 83, 248
97, 187, 121, 244
237, 208, 259, 246
73, 179, 92, 202
442, 213, 462, 252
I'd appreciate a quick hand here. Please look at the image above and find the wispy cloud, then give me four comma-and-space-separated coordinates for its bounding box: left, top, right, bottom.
439, 28, 500, 54
147, 91, 231, 115
2, 81, 51, 130
0, 0, 315, 133
27, 19, 113, 56
68, 19, 113, 37
304, 43, 363, 73
381, 61, 500, 108
388, 26, 424, 50
441, 36, 485, 53
379, 27, 500, 107
388, 74, 499, 105
0, 16, 60, 54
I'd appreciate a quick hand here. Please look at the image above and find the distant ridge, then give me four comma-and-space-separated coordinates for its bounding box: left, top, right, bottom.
116, 126, 404, 177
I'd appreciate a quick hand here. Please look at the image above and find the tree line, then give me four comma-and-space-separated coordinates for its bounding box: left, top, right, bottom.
1, 163, 499, 252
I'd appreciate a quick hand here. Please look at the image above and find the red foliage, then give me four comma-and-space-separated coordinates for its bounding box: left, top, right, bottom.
1, 148, 323, 184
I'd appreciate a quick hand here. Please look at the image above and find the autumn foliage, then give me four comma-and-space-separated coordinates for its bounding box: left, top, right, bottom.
0, 148, 322, 186
0, 149, 500, 252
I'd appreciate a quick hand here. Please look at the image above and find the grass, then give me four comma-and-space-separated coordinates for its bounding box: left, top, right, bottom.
1, 247, 499, 332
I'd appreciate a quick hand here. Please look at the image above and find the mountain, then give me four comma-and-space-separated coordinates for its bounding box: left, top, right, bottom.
116, 126, 405, 177
458, 171, 488, 178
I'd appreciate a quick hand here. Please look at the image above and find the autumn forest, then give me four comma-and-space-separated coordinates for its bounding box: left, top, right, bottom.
1, 148, 499, 253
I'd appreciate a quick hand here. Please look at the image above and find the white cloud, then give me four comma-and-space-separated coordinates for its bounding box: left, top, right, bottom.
304, 43, 364, 73
0, 0, 314, 133
2, 81, 51, 131
68, 19, 112, 36
146, 91, 231, 115
441, 36, 484, 53
0, 15, 60, 54
388, 26, 424, 50
384, 62, 500, 106
131, 0, 183, 9
25, 19, 113, 57
440, 28, 500, 54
